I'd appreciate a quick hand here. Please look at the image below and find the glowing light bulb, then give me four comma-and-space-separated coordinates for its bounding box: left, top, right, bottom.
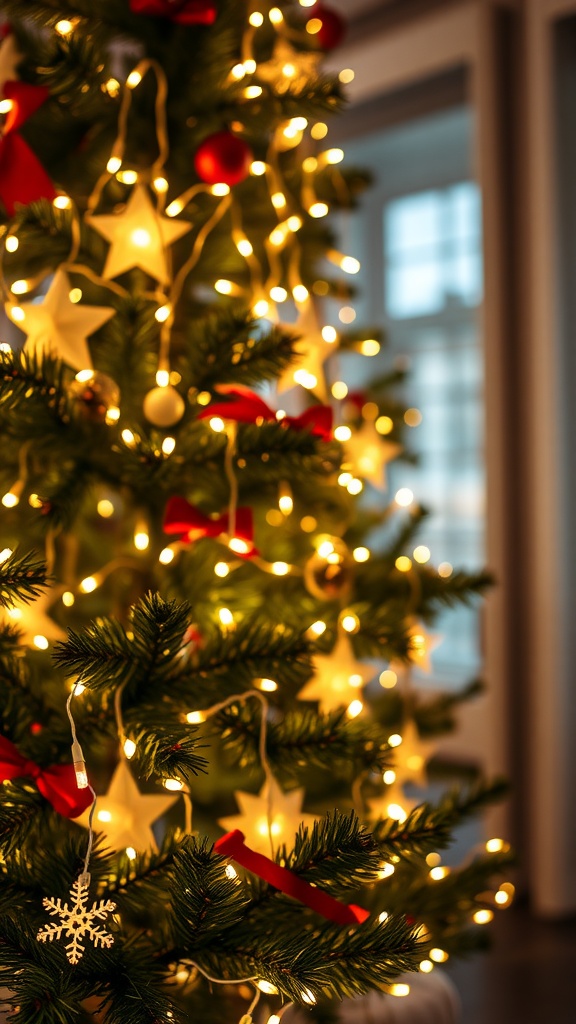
334, 425, 352, 442
186, 710, 206, 725
155, 305, 171, 323
256, 981, 279, 995
388, 733, 402, 747
287, 215, 302, 231
209, 417, 225, 433
1, 492, 19, 508
473, 909, 494, 924
429, 949, 449, 963
395, 488, 414, 507
271, 561, 290, 576
236, 238, 253, 257
126, 846, 137, 860
389, 984, 410, 998
340, 256, 360, 274
269, 7, 283, 23
123, 738, 136, 759
251, 160, 266, 175
383, 770, 396, 785
226, 864, 238, 879
107, 156, 122, 174
97, 499, 114, 518
341, 613, 359, 633
214, 562, 230, 578
62, 591, 75, 607
387, 803, 407, 822
339, 68, 355, 83
361, 339, 380, 356
11, 280, 29, 295
159, 547, 175, 565
211, 182, 231, 196
0, 547, 12, 563
413, 545, 431, 564
269, 286, 288, 303
308, 620, 326, 637
33, 635, 49, 650
97, 809, 112, 823
353, 547, 370, 562
379, 670, 397, 688
331, 381, 348, 399
430, 866, 450, 881
117, 169, 138, 184
293, 369, 317, 389
249, 11, 264, 26
271, 191, 287, 209
166, 198, 184, 217
322, 326, 338, 343
438, 561, 453, 578
162, 437, 176, 456
395, 556, 412, 572
253, 299, 270, 317
53, 195, 72, 210
243, 59, 257, 74
80, 576, 98, 593
153, 176, 168, 193
231, 63, 246, 79
419, 960, 434, 973
378, 862, 395, 879
10, 307, 24, 322
156, 369, 170, 388
347, 479, 363, 495
308, 202, 329, 218
0, 98, 13, 114
131, 228, 152, 248
244, 85, 263, 99
218, 608, 234, 626
228, 537, 250, 555
324, 148, 345, 164
311, 122, 328, 139
126, 70, 143, 88
5, 235, 18, 252
278, 495, 293, 515
164, 778, 184, 791
258, 678, 278, 692
306, 17, 322, 35
55, 19, 74, 36
292, 284, 309, 302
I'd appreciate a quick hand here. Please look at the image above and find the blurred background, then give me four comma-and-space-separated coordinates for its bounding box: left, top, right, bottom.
321, 0, 576, 1019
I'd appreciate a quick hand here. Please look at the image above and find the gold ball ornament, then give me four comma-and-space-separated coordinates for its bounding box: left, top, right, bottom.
67, 371, 120, 425
143, 385, 185, 427
304, 536, 355, 600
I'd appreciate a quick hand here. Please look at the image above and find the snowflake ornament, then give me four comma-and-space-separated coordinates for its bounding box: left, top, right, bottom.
36, 877, 116, 965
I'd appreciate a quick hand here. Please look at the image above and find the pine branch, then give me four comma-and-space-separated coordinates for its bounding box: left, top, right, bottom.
0, 548, 47, 607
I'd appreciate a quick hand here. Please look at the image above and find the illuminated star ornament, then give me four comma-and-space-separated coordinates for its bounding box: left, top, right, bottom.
89, 184, 191, 283
255, 37, 322, 94
298, 630, 374, 713
276, 303, 334, 399
77, 759, 179, 853
2, 587, 67, 648
7, 270, 114, 371
344, 420, 402, 491
218, 775, 318, 856
388, 719, 436, 789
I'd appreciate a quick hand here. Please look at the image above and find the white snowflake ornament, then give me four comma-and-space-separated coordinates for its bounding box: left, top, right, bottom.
36, 876, 116, 965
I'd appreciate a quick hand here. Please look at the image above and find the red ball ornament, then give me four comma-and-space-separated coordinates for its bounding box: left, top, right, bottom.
309, 6, 346, 50
129, 0, 217, 24
194, 131, 253, 186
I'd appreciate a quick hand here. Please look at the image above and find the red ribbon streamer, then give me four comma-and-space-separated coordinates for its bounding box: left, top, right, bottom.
0, 734, 93, 819
0, 81, 56, 215
163, 495, 257, 556
198, 385, 333, 441
129, 0, 217, 24
215, 829, 370, 926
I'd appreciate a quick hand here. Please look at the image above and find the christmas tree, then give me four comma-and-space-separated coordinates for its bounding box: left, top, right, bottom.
0, 3, 512, 1022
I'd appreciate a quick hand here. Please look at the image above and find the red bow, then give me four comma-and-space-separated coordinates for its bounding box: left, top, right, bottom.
215, 830, 369, 926
0, 81, 56, 216
164, 496, 257, 557
198, 385, 333, 441
129, 0, 217, 24
0, 734, 93, 819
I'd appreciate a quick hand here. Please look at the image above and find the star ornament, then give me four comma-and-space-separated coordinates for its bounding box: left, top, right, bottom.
276, 303, 333, 399
2, 587, 67, 648
298, 631, 374, 713
89, 185, 191, 283
407, 621, 443, 675
387, 719, 436, 789
218, 775, 318, 856
7, 270, 114, 371
77, 760, 179, 853
343, 420, 402, 491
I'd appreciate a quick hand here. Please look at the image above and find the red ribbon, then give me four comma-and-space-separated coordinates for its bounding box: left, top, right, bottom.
198, 385, 333, 441
0, 735, 93, 819
0, 81, 56, 216
129, 0, 217, 23
163, 495, 257, 557
215, 829, 370, 926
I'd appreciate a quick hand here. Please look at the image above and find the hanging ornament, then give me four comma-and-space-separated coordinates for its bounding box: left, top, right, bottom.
143, 384, 186, 427
298, 630, 374, 713
89, 184, 191, 284
303, 536, 354, 600
163, 495, 258, 558
343, 421, 402, 491
7, 270, 115, 371
129, 0, 217, 24
215, 829, 369, 925
37, 877, 116, 965
67, 370, 120, 425
367, 781, 418, 827
194, 131, 253, 187
218, 775, 318, 856
385, 719, 436, 790
2, 587, 67, 648
308, 6, 346, 51
75, 759, 178, 853
0, 735, 94, 818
